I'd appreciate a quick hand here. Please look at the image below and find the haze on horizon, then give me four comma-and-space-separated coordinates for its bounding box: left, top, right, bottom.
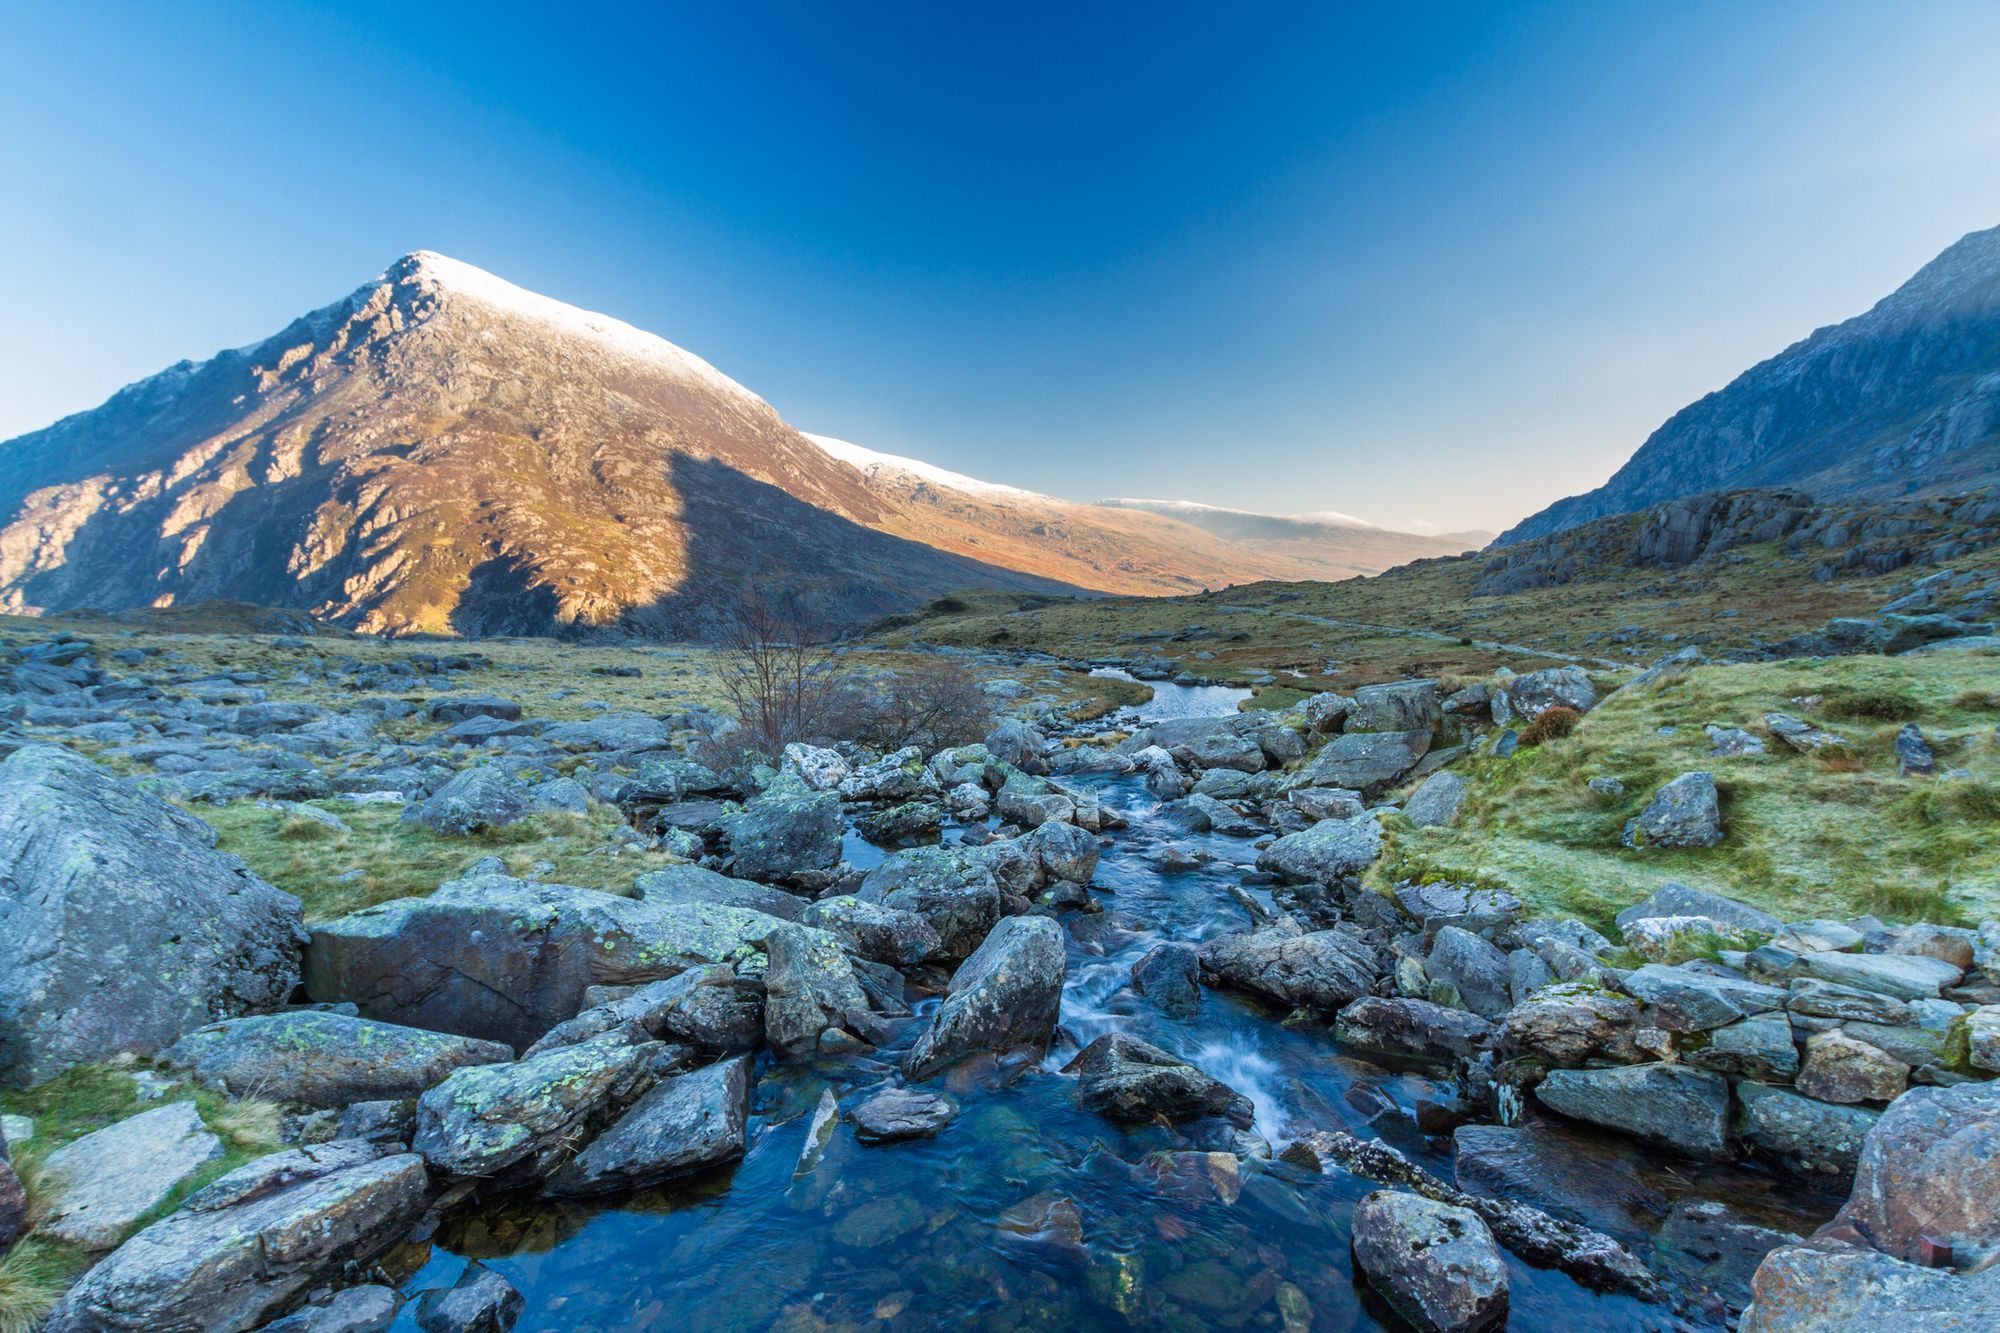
4, 0, 2000, 535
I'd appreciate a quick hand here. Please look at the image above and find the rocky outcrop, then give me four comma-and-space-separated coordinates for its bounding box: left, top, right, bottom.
164, 1011, 512, 1108
0, 744, 306, 1086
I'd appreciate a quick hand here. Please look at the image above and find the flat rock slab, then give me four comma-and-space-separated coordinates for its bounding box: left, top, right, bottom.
851, 1087, 958, 1143
166, 1010, 512, 1108
38, 1100, 224, 1250
1798, 951, 1963, 1001
1535, 1062, 1733, 1160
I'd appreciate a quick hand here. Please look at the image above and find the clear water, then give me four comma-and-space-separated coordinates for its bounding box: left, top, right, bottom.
1088, 666, 1253, 722
389, 681, 1834, 1331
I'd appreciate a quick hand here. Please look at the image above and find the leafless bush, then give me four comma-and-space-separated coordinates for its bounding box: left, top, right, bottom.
835, 657, 996, 752
714, 591, 848, 757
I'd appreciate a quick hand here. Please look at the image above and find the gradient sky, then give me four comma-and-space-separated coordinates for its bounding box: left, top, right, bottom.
6, 2, 2000, 534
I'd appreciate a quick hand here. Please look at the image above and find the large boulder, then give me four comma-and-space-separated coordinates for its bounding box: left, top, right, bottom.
1198, 919, 1378, 1012
1292, 731, 1431, 796
1345, 681, 1442, 734
402, 765, 532, 835
1255, 815, 1382, 884
1493, 666, 1597, 726
1831, 1080, 2000, 1268
1617, 963, 1787, 1032
1403, 771, 1468, 828
47, 1144, 429, 1333
903, 916, 1065, 1079
1535, 1063, 1732, 1160
542, 712, 670, 752
856, 848, 1002, 958
1615, 883, 1780, 936
412, 1034, 664, 1179
1425, 927, 1513, 1019
1335, 996, 1493, 1062
1798, 950, 1963, 1001
634, 864, 809, 922
165, 1011, 512, 1108
1499, 984, 1642, 1066
803, 896, 942, 967
0, 744, 306, 1086
761, 922, 883, 1057
1735, 1082, 1879, 1181
1741, 1239, 2000, 1331
718, 780, 842, 882
1622, 772, 1724, 849
1065, 1033, 1253, 1127
1023, 818, 1100, 886
304, 872, 773, 1048
1350, 1190, 1509, 1333
36, 1101, 224, 1250
546, 1055, 751, 1197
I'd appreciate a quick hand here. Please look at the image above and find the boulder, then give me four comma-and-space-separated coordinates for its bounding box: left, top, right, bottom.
1255, 815, 1382, 884
856, 848, 1002, 958
1293, 730, 1431, 796
1287, 786, 1365, 821
1401, 884, 1526, 936
36, 1101, 225, 1250
1741, 1239, 2000, 1332
804, 896, 942, 967
542, 712, 670, 752
411, 1034, 664, 1178
1403, 771, 1467, 828
1735, 1082, 1880, 1181
259, 1284, 402, 1333
983, 717, 1046, 769
1335, 997, 1493, 1062
761, 922, 882, 1057
1833, 1080, 2000, 1268
415, 1262, 523, 1333
1799, 950, 1962, 1001
546, 1055, 751, 1197
1304, 691, 1353, 731
1346, 680, 1442, 734
304, 872, 773, 1049
0, 744, 306, 1086
903, 916, 1065, 1079
1494, 666, 1597, 726
1535, 1063, 1732, 1159
403, 765, 532, 835
165, 1011, 512, 1108
1024, 818, 1100, 885
1130, 942, 1203, 1018
1500, 984, 1642, 1065
1796, 1030, 1910, 1104
1622, 771, 1723, 848
427, 696, 520, 724
47, 1145, 429, 1333
1895, 723, 1937, 776
1762, 712, 1844, 754
1687, 1012, 1800, 1082
1350, 1190, 1509, 1333
634, 863, 809, 922
854, 800, 944, 846
1065, 1033, 1253, 1127
995, 771, 1074, 827
837, 747, 937, 804
1198, 920, 1378, 1012
851, 1087, 958, 1143
719, 781, 842, 882
1618, 963, 1787, 1032
1425, 927, 1513, 1019
780, 742, 851, 791
521, 965, 762, 1058
1615, 883, 1779, 936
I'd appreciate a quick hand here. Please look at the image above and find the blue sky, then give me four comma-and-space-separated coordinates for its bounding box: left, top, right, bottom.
5, 1, 2000, 533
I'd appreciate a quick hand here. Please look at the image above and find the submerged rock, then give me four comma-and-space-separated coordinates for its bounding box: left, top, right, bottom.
415, 1261, 523, 1332
903, 916, 1065, 1079
165, 1011, 512, 1108
1350, 1190, 1509, 1333
1066, 1033, 1254, 1127
851, 1087, 958, 1143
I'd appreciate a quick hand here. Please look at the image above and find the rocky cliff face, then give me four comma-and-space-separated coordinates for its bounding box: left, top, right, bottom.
1498, 224, 2000, 546
1, 253, 1462, 639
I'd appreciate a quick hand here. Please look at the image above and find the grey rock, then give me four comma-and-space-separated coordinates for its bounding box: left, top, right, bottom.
37, 1101, 225, 1250
1896, 723, 1938, 775
983, 717, 1046, 769
412, 1034, 663, 1178
1742, 1239, 2000, 1332
1797, 1029, 1910, 1104
1622, 771, 1724, 848
523, 964, 762, 1057
0, 744, 306, 1086
1346, 680, 1442, 734
1688, 1012, 1800, 1081
1198, 919, 1379, 1012
1535, 1063, 1732, 1159
1495, 665, 1597, 726
1350, 1189, 1509, 1333
526, 776, 590, 815
1706, 725, 1766, 757
258, 1284, 402, 1333
1763, 711, 1845, 753
1735, 1082, 1880, 1181
427, 696, 521, 724
415, 1263, 522, 1333
803, 895, 941, 967
542, 712, 670, 752
761, 922, 881, 1057
1401, 884, 1526, 936
403, 765, 532, 836
545, 1055, 750, 1197
1287, 786, 1365, 821
1799, 950, 1963, 1000
634, 863, 808, 921
1066, 1033, 1253, 1127
1834, 1080, 2000, 1267
1787, 977, 1914, 1024
1130, 942, 1203, 1018
1426, 927, 1513, 1019
1334, 996, 1493, 1061
1403, 771, 1467, 827
1615, 883, 1780, 935
1293, 729, 1431, 796
719, 780, 842, 882
1618, 963, 1787, 1032
856, 847, 1001, 958
903, 916, 1065, 1079
165, 1011, 512, 1108
1024, 817, 1100, 884
851, 1087, 957, 1143
1255, 814, 1382, 884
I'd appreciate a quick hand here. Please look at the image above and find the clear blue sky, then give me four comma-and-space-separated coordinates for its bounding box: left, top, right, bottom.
5, 1, 2000, 533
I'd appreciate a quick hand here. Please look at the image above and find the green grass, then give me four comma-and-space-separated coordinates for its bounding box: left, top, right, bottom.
1367, 649, 2000, 932
0, 1238, 83, 1333
194, 799, 684, 921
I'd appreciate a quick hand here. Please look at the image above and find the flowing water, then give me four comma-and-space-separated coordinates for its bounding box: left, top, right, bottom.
390, 680, 1835, 1331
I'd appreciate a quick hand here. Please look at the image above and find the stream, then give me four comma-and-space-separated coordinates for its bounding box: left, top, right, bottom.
389, 679, 1837, 1332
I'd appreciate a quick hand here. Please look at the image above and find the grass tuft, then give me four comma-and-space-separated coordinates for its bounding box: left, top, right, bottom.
0, 1240, 83, 1333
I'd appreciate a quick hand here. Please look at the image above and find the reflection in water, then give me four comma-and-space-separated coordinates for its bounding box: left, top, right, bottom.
391, 680, 1834, 1331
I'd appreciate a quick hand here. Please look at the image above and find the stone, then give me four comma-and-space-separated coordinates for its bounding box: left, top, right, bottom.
1403, 771, 1467, 828
1287, 785, 1365, 821
1615, 883, 1781, 936
1762, 712, 1844, 754
1499, 984, 1642, 1066
903, 916, 1065, 1079
1796, 1029, 1910, 1104
403, 765, 533, 835
37, 1101, 225, 1250
1618, 963, 1787, 1032
164, 1011, 512, 1108
1131, 942, 1203, 1018
47, 1144, 426, 1332
427, 695, 521, 724
1741, 1239, 2000, 1332
1652, 1200, 1797, 1322
1535, 1063, 1732, 1159
780, 742, 850, 791
1622, 771, 1723, 848
1066, 1033, 1253, 1127
983, 717, 1046, 769
851, 1087, 957, 1143
1507, 947, 1554, 1002
0, 744, 306, 1086
304, 872, 773, 1049
1334, 997, 1493, 1062
1350, 1190, 1509, 1333
1619, 912, 1763, 961
995, 771, 1074, 827
259, 1283, 402, 1333
1494, 666, 1597, 726
1255, 814, 1382, 884
1425, 927, 1513, 1020
761, 922, 882, 1057
1346, 680, 1443, 734
1896, 723, 1937, 776
412, 1034, 663, 1179
523, 965, 762, 1057
1800, 950, 1962, 1001
1786, 978, 1914, 1024
1706, 725, 1766, 757
1875, 922, 1977, 970
1833, 1080, 2000, 1267
633, 863, 808, 921
803, 895, 941, 967
1400, 884, 1525, 936
719, 780, 842, 882
415, 1262, 524, 1333
1771, 919, 1864, 953
1687, 1012, 1800, 1081
1024, 818, 1100, 884
1198, 919, 1379, 1012
542, 712, 670, 752
1968, 1006, 2000, 1073
1734, 1082, 1880, 1180
856, 847, 1002, 958
854, 800, 944, 845
1292, 730, 1431, 796
1305, 691, 1354, 730
527, 776, 591, 815
545, 1055, 751, 1197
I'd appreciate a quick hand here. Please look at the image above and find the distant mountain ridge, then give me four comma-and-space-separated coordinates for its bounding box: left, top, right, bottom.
0, 253, 1469, 637
1097, 497, 1491, 571
1498, 223, 2000, 546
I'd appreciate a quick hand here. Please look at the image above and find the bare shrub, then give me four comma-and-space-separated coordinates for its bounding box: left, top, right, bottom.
714, 591, 848, 757
835, 657, 996, 752
1519, 705, 1582, 746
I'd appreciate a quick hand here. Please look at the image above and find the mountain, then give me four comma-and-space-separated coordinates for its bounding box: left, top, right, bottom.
1497, 223, 2000, 546
1097, 497, 1492, 572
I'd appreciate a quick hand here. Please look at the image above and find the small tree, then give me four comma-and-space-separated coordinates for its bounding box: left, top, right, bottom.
714, 590, 847, 757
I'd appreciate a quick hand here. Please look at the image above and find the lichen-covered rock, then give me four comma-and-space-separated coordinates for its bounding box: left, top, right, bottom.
258, 1282, 402, 1333
856, 847, 1002, 958
1741, 1239, 2000, 1331
1292, 730, 1431, 796
1500, 983, 1642, 1066
1065, 1033, 1253, 1127
1796, 1030, 1910, 1104
1335, 996, 1493, 1062
412, 1034, 664, 1178
1023, 818, 1100, 885
1346, 680, 1443, 734
1734, 1082, 1880, 1181
633, 863, 809, 922
1618, 963, 1787, 1032
803, 895, 942, 967
165, 1011, 512, 1108
414, 1262, 523, 1333
761, 922, 882, 1057
1615, 883, 1780, 936
903, 916, 1065, 1079
1403, 771, 1467, 828
1493, 665, 1597, 726
521, 964, 762, 1057
304, 872, 772, 1048
37, 1101, 224, 1250
0, 744, 306, 1086
995, 771, 1074, 827
1198, 919, 1378, 1012
718, 779, 843, 882
1798, 950, 1963, 1001
1535, 1063, 1733, 1160
47, 1145, 429, 1333
1622, 771, 1723, 848
1350, 1190, 1509, 1333
1687, 1012, 1800, 1082
1255, 815, 1382, 884
1425, 927, 1513, 1020
403, 764, 533, 835
545, 1055, 750, 1197
781, 742, 850, 791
